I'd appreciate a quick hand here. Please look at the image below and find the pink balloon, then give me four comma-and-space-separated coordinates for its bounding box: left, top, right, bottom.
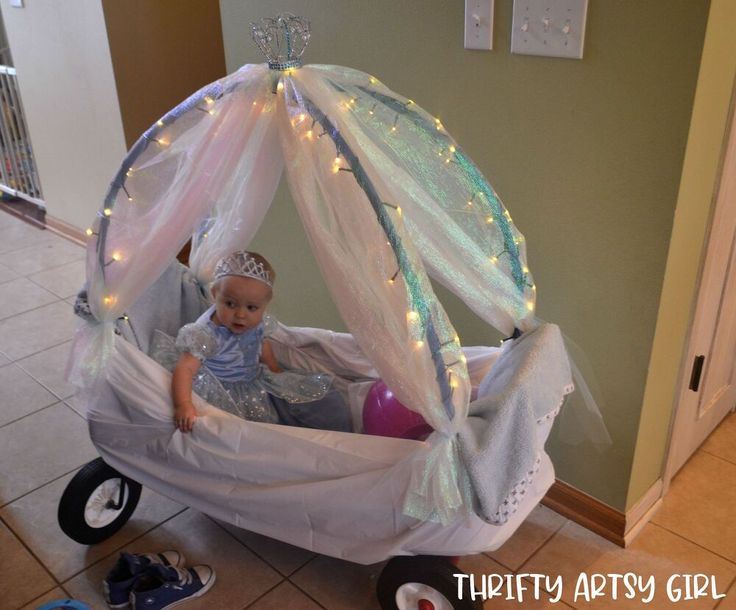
362, 380, 433, 440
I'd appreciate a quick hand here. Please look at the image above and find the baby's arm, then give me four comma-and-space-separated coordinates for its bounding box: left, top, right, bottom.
261, 339, 283, 373
172, 352, 202, 433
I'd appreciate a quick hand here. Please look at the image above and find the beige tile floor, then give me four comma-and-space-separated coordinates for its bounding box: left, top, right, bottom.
0, 210, 735, 609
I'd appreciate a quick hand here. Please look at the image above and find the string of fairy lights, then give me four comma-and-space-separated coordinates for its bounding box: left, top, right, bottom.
87, 66, 533, 403
292, 88, 461, 417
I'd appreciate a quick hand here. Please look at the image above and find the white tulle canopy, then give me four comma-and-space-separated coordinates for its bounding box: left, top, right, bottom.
72, 52, 538, 523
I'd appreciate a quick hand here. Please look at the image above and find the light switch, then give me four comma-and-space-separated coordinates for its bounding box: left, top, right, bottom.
511, 0, 588, 59
10, 0, 24, 7
464, 0, 494, 51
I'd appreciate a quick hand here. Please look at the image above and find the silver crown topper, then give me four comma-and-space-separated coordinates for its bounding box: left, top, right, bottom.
214, 251, 273, 287
250, 13, 310, 70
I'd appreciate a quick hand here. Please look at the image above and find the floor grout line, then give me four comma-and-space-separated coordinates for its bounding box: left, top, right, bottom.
240, 580, 287, 610
0, 512, 64, 600
205, 514, 306, 578
0, 453, 93, 510
648, 522, 736, 567
0, 293, 68, 323
0, 337, 78, 367
699, 447, 736, 468
713, 573, 736, 609
0, 397, 84, 433
0, 253, 86, 279
484, 509, 569, 573
284, 568, 331, 610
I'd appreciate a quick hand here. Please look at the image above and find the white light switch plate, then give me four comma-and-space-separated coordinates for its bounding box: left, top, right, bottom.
464, 0, 494, 50
511, 0, 588, 59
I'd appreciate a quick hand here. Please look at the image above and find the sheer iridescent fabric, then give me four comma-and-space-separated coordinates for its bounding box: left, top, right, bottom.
69, 61, 566, 524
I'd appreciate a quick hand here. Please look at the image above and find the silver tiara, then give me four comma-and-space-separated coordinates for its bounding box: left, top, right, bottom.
250, 13, 310, 70
214, 251, 273, 287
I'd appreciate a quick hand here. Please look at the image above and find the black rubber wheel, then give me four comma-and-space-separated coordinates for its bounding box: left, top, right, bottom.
376, 556, 483, 610
57, 457, 142, 544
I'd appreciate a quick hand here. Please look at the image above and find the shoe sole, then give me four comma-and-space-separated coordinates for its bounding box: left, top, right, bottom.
152, 571, 217, 610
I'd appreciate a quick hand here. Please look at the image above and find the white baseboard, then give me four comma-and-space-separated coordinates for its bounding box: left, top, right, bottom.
624, 479, 663, 545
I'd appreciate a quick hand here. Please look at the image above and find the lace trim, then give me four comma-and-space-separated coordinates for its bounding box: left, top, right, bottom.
487, 454, 542, 525
487, 391, 569, 525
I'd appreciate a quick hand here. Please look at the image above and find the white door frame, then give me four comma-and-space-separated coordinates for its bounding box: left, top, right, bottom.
662, 85, 736, 493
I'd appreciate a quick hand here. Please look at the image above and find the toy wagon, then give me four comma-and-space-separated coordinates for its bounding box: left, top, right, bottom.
58, 15, 574, 610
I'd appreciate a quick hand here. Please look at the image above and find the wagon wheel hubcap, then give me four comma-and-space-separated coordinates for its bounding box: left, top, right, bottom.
396, 583, 452, 610
84, 478, 129, 528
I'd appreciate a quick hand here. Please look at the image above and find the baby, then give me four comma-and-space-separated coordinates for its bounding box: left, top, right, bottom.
169, 250, 333, 432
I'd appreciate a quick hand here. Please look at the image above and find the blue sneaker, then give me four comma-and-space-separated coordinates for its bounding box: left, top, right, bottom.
103, 551, 185, 609
129, 563, 216, 610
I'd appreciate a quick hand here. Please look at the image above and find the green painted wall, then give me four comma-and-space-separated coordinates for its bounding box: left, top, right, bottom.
219, 0, 709, 510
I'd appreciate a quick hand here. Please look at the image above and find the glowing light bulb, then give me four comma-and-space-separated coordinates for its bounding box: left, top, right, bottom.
415, 340, 425, 349
445, 158, 451, 163
85, 228, 94, 237
299, 112, 306, 121
207, 109, 215, 115
204, 96, 214, 105
450, 377, 459, 389
126, 169, 133, 177
387, 278, 395, 285
527, 301, 535, 311
252, 101, 258, 106
111, 251, 122, 262
332, 164, 340, 174
156, 120, 164, 127
523, 266, 529, 273
306, 129, 313, 140
277, 81, 284, 92
369, 76, 377, 84
103, 295, 115, 306
486, 216, 494, 223
467, 201, 473, 207
391, 126, 397, 132
490, 256, 498, 264
407, 99, 414, 105
407, 311, 419, 322
460, 354, 467, 364
127, 196, 133, 202
449, 145, 456, 153
532, 284, 537, 291
103, 208, 112, 217
202, 232, 209, 239
454, 335, 460, 344
396, 207, 402, 217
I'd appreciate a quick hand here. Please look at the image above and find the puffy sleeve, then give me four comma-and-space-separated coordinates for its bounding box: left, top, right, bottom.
175, 322, 218, 360
262, 314, 278, 338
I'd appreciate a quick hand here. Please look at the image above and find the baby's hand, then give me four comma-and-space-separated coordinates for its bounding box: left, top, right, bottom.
174, 402, 197, 433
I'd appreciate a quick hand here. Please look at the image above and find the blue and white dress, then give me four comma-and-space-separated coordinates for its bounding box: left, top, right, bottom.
151, 305, 334, 424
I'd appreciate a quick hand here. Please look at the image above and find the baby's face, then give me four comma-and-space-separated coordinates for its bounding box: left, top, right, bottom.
211, 275, 272, 334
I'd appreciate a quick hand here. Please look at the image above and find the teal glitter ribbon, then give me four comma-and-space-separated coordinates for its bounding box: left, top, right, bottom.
351, 83, 527, 293
297, 93, 457, 420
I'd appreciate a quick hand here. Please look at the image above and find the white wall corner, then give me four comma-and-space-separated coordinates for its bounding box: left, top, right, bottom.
0, 0, 127, 229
